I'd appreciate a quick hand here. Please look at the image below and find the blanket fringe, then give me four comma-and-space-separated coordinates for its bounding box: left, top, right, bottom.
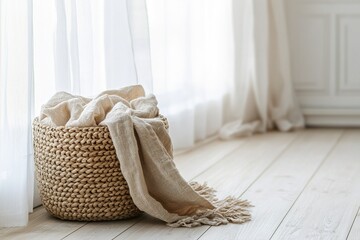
167, 182, 252, 228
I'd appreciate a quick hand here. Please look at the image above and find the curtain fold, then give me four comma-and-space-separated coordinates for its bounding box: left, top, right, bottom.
104, 0, 138, 89
146, 0, 234, 148
219, 0, 304, 138
0, 0, 34, 227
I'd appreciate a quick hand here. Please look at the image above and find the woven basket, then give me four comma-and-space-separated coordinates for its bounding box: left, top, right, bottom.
33, 118, 147, 221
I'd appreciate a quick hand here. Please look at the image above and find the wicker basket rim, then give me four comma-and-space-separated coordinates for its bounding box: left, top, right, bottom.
33, 114, 167, 131
33, 117, 110, 131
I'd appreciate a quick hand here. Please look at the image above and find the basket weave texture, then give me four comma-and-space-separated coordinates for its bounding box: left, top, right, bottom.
33, 118, 142, 221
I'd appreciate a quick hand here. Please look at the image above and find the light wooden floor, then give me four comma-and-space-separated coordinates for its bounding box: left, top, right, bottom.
1, 129, 360, 240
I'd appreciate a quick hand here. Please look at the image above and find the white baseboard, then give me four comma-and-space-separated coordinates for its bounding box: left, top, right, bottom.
303, 108, 360, 127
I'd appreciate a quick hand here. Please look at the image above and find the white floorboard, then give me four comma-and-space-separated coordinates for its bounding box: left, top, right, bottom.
174, 138, 246, 180
271, 130, 360, 240
199, 129, 343, 240
1, 129, 359, 240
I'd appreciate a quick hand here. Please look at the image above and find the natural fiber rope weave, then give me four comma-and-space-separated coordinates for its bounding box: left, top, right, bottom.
32, 116, 167, 221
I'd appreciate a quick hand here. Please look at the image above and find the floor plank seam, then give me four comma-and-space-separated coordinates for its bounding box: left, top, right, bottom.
196, 226, 212, 240
60, 222, 89, 240
269, 130, 345, 240
346, 206, 360, 240
111, 218, 144, 240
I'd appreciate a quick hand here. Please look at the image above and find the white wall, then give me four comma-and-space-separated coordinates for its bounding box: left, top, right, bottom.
286, 0, 360, 126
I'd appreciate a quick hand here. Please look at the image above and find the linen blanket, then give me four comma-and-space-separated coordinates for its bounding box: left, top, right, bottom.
39, 85, 251, 227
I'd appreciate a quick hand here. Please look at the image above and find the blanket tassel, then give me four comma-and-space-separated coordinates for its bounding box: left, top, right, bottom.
167, 182, 253, 228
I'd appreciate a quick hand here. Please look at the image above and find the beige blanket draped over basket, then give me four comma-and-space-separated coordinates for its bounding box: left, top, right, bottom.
37, 85, 251, 227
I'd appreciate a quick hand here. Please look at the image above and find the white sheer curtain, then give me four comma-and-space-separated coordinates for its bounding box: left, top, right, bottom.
34, 0, 229, 149
146, 0, 234, 148
0, 0, 303, 227
146, 0, 303, 143
33, 0, 152, 114
0, 0, 34, 227
220, 0, 304, 138
1, 0, 152, 227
